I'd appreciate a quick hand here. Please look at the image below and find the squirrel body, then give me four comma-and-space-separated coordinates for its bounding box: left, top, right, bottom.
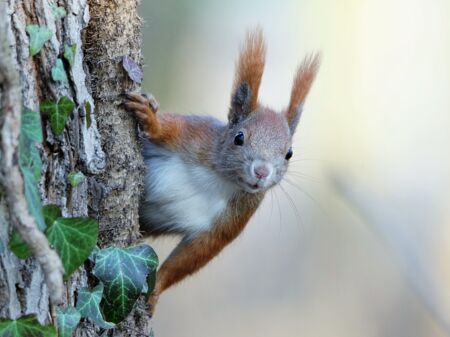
140, 134, 240, 236
124, 29, 320, 315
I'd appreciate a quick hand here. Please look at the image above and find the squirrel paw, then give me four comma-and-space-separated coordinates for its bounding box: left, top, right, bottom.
123, 93, 159, 125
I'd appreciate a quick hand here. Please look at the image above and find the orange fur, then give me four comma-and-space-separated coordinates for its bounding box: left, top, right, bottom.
124, 94, 185, 148
124, 31, 321, 317
150, 192, 264, 312
125, 94, 222, 165
233, 28, 266, 112
286, 53, 321, 125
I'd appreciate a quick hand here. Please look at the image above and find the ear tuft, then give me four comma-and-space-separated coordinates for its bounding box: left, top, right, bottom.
229, 28, 266, 125
286, 53, 321, 133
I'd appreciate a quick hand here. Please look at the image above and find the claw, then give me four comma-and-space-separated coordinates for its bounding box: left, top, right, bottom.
122, 92, 159, 114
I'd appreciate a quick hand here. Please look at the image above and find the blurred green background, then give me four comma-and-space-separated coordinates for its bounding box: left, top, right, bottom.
139, 1, 450, 336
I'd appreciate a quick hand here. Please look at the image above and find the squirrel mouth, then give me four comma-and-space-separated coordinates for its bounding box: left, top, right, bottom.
238, 178, 260, 191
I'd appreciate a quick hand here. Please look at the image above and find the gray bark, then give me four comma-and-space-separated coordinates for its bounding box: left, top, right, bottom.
0, 0, 150, 335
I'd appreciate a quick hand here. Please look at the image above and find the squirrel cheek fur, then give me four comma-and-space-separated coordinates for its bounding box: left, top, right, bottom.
124, 29, 320, 315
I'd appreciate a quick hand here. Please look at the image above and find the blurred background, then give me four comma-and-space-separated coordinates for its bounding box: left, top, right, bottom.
139, 1, 450, 336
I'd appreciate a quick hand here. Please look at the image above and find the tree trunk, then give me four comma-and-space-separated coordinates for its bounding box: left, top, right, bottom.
0, 0, 150, 336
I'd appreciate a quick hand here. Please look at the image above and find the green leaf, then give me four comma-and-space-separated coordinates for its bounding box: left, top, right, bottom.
45, 217, 98, 279
19, 136, 42, 182
56, 306, 81, 337
20, 110, 44, 230
43, 204, 62, 227
21, 107, 43, 142
68, 171, 85, 187
40, 96, 75, 136
84, 101, 92, 128
8, 199, 55, 262
11, 107, 45, 259
0, 315, 56, 337
93, 245, 158, 323
22, 166, 45, 230
9, 230, 32, 259
51, 58, 68, 85
146, 267, 157, 296
63, 44, 76, 67
19, 107, 42, 181
88, 245, 100, 262
76, 284, 115, 329
26, 25, 52, 56
51, 4, 67, 19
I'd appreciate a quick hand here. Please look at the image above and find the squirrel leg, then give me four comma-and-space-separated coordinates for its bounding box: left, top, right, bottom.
124, 93, 183, 146
123, 93, 162, 138
148, 230, 231, 315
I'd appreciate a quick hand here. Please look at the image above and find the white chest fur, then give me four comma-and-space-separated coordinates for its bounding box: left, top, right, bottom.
140, 144, 237, 236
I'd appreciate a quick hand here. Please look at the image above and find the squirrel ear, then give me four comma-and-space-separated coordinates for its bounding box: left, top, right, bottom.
287, 102, 304, 134
229, 29, 266, 125
229, 82, 252, 125
286, 53, 321, 133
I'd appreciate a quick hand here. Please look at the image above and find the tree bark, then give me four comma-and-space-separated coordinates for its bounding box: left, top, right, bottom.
0, 0, 150, 336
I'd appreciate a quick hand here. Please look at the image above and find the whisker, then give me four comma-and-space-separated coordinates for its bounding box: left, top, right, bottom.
282, 176, 327, 216
289, 158, 323, 164
286, 172, 322, 184
273, 186, 283, 230
278, 182, 303, 234
269, 189, 275, 225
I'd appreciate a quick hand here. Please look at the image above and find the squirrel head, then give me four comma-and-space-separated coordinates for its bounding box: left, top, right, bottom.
216, 29, 320, 194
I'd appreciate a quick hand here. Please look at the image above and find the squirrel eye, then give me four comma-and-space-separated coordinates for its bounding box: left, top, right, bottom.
234, 131, 244, 146
285, 147, 293, 160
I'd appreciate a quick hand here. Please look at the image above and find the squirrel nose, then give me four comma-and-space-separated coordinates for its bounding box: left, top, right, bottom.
254, 165, 270, 180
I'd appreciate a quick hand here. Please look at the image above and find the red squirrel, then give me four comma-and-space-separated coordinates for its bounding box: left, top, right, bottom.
124, 29, 320, 315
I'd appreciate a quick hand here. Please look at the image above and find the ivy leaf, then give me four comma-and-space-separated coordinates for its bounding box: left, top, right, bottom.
19, 107, 42, 181
93, 245, 158, 323
56, 306, 81, 337
146, 267, 157, 297
63, 44, 76, 67
88, 245, 100, 262
19, 107, 44, 231
11, 107, 45, 259
68, 171, 85, 187
43, 204, 62, 226
9, 203, 60, 260
0, 315, 56, 337
26, 25, 52, 56
45, 217, 98, 279
51, 58, 69, 85
40, 96, 75, 136
51, 4, 67, 19
9, 230, 32, 259
19, 136, 42, 182
76, 284, 115, 329
84, 101, 92, 128
122, 55, 143, 83
21, 107, 43, 142
22, 165, 45, 231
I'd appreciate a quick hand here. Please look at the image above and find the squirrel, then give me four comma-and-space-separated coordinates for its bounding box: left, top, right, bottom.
124, 29, 320, 315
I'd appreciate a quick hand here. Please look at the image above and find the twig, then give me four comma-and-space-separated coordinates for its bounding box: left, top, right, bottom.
0, 1, 64, 304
